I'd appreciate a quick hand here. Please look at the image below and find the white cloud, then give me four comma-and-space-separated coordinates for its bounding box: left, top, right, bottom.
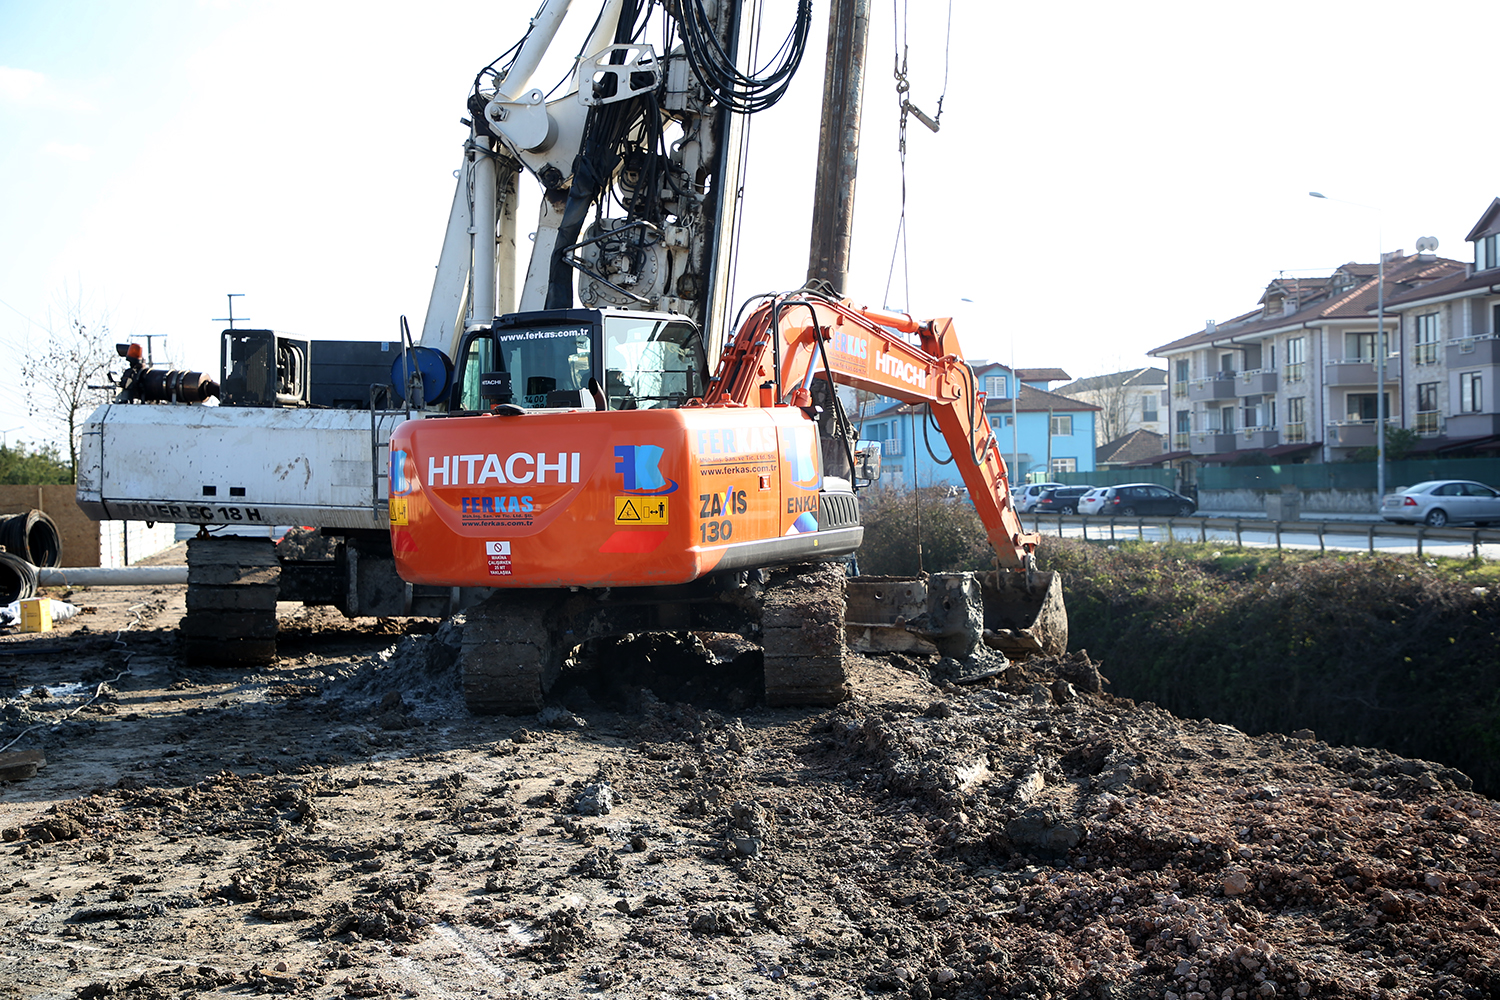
0, 66, 46, 104
0, 65, 96, 112
41, 141, 93, 161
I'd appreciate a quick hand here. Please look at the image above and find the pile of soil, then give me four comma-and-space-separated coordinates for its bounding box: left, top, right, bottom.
1, 549, 1497, 999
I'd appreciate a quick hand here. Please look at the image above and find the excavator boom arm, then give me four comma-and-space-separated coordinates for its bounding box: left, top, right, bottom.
700, 294, 1040, 569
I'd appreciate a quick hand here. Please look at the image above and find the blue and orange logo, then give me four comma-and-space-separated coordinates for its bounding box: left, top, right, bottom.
615, 444, 677, 495
390, 449, 413, 496
782, 426, 821, 491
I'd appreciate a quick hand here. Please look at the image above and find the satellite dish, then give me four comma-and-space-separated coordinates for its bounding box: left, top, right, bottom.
1415, 236, 1439, 253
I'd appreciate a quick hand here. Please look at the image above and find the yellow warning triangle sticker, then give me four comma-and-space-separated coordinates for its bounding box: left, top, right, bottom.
618, 500, 641, 521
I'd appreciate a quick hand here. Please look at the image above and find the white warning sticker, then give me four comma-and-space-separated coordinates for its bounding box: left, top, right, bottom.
485, 540, 513, 576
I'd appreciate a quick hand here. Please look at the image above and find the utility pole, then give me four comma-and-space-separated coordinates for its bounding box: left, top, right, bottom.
806, 0, 870, 294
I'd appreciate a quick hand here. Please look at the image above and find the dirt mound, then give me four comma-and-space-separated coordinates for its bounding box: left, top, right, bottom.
2, 580, 1499, 998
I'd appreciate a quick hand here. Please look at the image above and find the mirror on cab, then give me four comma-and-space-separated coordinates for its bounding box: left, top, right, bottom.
854, 439, 882, 485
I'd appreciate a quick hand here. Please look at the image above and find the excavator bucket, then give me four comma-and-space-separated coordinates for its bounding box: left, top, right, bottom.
980, 569, 1068, 659
845, 570, 1067, 663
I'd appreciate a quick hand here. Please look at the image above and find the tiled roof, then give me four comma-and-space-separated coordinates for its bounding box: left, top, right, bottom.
1056, 368, 1167, 395
1149, 255, 1466, 356
1096, 429, 1165, 465
988, 383, 1101, 414
1383, 262, 1500, 307
1016, 367, 1071, 382
1464, 197, 1500, 242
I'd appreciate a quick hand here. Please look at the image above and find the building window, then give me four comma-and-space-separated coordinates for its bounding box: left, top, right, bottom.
1461, 372, 1483, 413
1347, 331, 1376, 363
1218, 403, 1235, 433
1141, 393, 1158, 422
1174, 409, 1189, 449
1050, 414, 1072, 436
1049, 457, 1077, 475
1416, 382, 1439, 435
1173, 359, 1190, 397
984, 375, 1008, 398
1285, 337, 1305, 383
1285, 397, 1306, 442
1346, 392, 1381, 422
1414, 314, 1440, 365
1492, 302, 1500, 336
1477, 233, 1499, 272
1243, 396, 1262, 429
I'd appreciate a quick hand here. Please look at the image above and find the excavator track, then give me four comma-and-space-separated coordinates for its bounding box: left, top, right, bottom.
761, 561, 849, 707
181, 536, 280, 666
460, 591, 563, 714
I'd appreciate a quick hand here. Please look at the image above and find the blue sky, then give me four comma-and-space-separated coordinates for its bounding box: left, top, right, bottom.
3, 0, 1498, 451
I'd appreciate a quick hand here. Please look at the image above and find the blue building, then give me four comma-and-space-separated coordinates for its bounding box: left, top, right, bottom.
850, 362, 1099, 488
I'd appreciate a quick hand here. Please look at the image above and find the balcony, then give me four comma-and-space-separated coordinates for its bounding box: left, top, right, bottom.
881, 438, 902, 457
1236, 426, 1279, 450
1189, 430, 1236, 456
1187, 373, 1237, 402
1414, 412, 1442, 437
1322, 359, 1399, 387
1171, 433, 1189, 451
1172, 381, 1189, 399
1326, 420, 1376, 448
1447, 334, 1500, 366
1447, 412, 1500, 437
1236, 368, 1278, 395
1282, 422, 1307, 444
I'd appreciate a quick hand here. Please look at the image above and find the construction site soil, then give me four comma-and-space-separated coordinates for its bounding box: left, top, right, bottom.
2, 543, 1498, 999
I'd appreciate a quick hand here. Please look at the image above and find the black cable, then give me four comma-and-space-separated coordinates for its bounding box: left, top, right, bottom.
678, 0, 812, 114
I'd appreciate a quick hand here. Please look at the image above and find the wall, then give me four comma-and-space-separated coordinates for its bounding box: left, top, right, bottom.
1195, 487, 1378, 516
0, 485, 176, 566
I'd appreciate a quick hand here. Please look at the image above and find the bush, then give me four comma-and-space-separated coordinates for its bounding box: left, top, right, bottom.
1043, 539, 1500, 793
855, 487, 993, 576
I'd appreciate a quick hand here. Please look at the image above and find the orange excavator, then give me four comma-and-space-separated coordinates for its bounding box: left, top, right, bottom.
390, 291, 1066, 713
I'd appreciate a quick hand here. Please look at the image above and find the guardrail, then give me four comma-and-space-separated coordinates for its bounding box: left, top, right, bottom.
1024, 512, 1500, 559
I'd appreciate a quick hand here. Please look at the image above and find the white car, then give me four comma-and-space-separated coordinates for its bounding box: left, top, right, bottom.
1014, 482, 1065, 513
1076, 488, 1107, 516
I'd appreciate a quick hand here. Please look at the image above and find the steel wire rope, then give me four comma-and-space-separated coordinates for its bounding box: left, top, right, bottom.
881, 0, 952, 313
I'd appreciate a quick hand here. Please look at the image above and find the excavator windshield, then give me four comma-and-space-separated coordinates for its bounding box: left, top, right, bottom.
451, 310, 706, 412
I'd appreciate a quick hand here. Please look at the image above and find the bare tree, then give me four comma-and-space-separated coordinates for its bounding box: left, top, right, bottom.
21, 294, 118, 482
1092, 371, 1136, 445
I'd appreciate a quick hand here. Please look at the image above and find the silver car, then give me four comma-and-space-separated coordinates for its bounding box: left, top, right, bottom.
1381, 480, 1500, 527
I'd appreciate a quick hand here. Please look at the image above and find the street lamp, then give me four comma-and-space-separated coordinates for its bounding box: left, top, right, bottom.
1310, 191, 1387, 512
1, 426, 21, 449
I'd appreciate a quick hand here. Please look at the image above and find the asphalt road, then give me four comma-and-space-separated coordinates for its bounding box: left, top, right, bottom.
1024, 513, 1500, 560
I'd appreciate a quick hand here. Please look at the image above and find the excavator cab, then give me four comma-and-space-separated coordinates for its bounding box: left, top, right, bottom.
449, 308, 708, 413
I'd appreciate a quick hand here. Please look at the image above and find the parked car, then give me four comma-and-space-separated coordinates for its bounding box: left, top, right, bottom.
1381, 480, 1500, 527
1033, 485, 1094, 514
1014, 482, 1065, 513
1078, 483, 1197, 517
1075, 487, 1107, 516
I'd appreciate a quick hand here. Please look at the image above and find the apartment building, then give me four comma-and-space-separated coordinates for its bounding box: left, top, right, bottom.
1147, 226, 1480, 470
1379, 198, 1500, 454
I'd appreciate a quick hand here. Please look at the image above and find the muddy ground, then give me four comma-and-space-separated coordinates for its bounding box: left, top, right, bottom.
2, 543, 1499, 999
